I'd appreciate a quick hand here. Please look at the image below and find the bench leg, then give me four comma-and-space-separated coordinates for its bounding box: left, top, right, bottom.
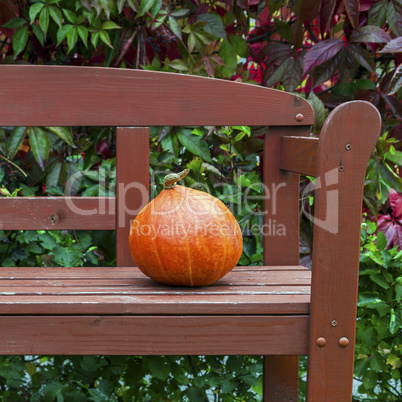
263, 356, 299, 401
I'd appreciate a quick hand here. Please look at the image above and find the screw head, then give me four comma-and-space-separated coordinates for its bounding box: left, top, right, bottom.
339, 337, 350, 348
295, 113, 304, 122
316, 337, 327, 348
346, 144, 352, 151
339, 165, 345, 172
331, 320, 337, 327
49, 214, 59, 225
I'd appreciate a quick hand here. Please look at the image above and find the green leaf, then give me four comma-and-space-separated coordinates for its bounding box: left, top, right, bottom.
63, 9, 77, 24
379, 160, 402, 192
396, 284, 402, 301
2, 17, 27, 28
99, 30, 113, 48
39, 7, 50, 37
386, 1, 402, 36
136, 0, 156, 18
197, 14, 227, 39
77, 25, 88, 48
32, 24, 45, 46
219, 38, 237, 71
369, 273, 390, 289
29, 3, 45, 24
368, 0, 387, 27
7, 127, 26, 159
0, 168, 4, 185
308, 91, 326, 130
358, 292, 382, 307
12, 25, 29, 57
229, 34, 248, 58
57, 24, 71, 45
0, 129, 6, 155
29, 127, 50, 170
91, 31, 100, 48
46, 161, 63, 189
168, 16, 182, 40
177, 130, 212, 162
66, 26, 78, 52
101, 21, 122, 30
376, 230, 387, 251
49, 5, 63, 27
166, 59, 188, 70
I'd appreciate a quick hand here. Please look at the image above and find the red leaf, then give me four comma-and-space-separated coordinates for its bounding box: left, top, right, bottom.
378, 189, 402, 250
303, 38, 344, 74
300, 0, 322, 26
344, 0, 360, 28
389, 188, 402, 220
383, 94, 402, 119
95, 140, 113, 159
319, 0, 337, 34
350, 25, 391, 43
378, 37, 402, 53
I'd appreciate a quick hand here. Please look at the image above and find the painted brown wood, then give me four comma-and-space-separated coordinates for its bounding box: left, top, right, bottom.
116, 127, 149, 267
0, 315, 308, 355
0, 266, 311, 315
0, 197, 115, 230
0, 66, 314, 127
263, 125, 311, 401
280, 136, 318, 176
306, 101, 381, 401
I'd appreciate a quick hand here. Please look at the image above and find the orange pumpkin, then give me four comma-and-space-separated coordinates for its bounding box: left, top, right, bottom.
129, 169, 243, 287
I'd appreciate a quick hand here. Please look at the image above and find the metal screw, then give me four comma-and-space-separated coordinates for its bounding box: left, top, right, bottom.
331, 320, 337, 327
49, 214, 58, 225
316, 337, 327, 348
339, 337, 350, 348
295, 113, 304, 122
339, 165, 344, 172
346, 144, 352, 151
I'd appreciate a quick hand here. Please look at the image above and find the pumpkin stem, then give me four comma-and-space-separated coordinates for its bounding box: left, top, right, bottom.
163, 169, 190, 189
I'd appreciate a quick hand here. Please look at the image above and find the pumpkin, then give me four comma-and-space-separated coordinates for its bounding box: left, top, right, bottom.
129, 169, 243, 287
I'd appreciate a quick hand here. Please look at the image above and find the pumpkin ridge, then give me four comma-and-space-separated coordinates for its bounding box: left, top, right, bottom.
175, 200, 194, 286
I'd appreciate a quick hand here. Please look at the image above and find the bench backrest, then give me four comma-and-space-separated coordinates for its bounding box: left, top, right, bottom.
0, 65, 316, 269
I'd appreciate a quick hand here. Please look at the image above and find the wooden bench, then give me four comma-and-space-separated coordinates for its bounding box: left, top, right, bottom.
0, 65, 381, 401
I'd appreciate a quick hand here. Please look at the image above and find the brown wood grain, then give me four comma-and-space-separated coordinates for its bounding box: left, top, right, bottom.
0, 66, 314, 127
0, 315, 308, 355
306, 101, 381, 400
116, 128, 149, 267
280, 136, 318, 176
0, 197, 115, 230
263, 125, 312, 401
0, 266, 311, 315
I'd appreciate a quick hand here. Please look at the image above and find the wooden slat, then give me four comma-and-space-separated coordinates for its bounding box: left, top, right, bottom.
0, 267, 311, 285
280, 136, 318, 176
0, 66, 314, 127
0, 315, 309, 355
263, 126, 311, 401
0, 295, 310, 315
116, 127, 149, 267
0, 265, 308, 278
0, 197, 115, 230
307, 101, 381, 400
0, 266, 311, 314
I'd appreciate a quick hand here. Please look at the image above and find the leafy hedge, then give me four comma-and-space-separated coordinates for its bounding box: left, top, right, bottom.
0, 0, 401, 399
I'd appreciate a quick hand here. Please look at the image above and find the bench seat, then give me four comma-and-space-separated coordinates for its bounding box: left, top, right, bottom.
0, 265, 310, 315
0, 266, 310, 356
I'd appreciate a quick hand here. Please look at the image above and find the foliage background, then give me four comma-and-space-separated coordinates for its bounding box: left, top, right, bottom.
0, 0, 401, 399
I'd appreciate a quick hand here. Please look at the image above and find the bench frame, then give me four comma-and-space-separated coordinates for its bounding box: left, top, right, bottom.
0, 66, 381, 401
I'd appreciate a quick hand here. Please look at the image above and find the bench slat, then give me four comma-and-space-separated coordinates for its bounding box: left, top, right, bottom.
0, 315, 308, 355
0, 266, 311, 314
0, 197, 115, 230
0, 66, 314, 127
